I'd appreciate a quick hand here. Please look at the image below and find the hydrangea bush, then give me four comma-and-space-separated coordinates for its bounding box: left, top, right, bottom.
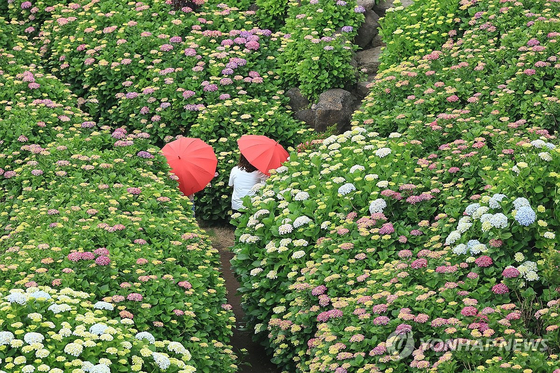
0, 286, 197, 373
230, 0, 560, 371
277, 0, 365, 99
0, 49, 238, 372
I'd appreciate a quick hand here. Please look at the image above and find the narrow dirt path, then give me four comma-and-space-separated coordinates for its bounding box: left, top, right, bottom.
206, 226, 282, 373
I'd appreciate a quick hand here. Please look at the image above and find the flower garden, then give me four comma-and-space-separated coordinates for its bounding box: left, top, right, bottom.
1, 0, 560, 372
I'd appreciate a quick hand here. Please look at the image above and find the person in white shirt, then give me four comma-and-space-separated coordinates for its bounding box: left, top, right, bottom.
229, 154, 268, 212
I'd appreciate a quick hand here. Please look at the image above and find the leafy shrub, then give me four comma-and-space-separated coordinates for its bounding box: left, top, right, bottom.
230, 0, 560, 371
378, 0, 462, 70
0, 54, 238, 373
39, 0, 281, 140
354, 0, 560, 140
277, 0, 365, 99
256, 0, 289, 30
230, 120, 556, 370
0, 286, 197, 373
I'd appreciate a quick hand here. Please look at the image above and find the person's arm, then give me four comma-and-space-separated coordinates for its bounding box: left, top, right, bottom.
228, 167, 236, 187
259, 171, 269, 183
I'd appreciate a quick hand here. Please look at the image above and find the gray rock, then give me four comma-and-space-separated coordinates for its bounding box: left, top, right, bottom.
314, 89, 356, 133
355, 8, 380, 49
357, 0, 376, 11
286, 88, 311, 113
355, 46, 383, 76
371, 34, 385, 48
356, 78, 377, 98
294, 109, 316, 128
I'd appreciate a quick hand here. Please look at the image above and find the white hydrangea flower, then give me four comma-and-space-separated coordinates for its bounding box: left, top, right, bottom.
279, 238, 292, 247
239, 233, 251, 243
488, 193, 506, 209
0, 331, 15, 345
167, 342, 188, 355
294, 191, 309, 201
465, 203, 480, 216
48, 304, 71, 314
470, 244, 487, 255
23, 332, 44, 344
6, 292, 27, 305
514, 252, 525, 262
246, 236, 260, 243
349, 165, 365, 173
490, 213, 508, 228
376, 180, 389, 188
375, 147, 392, 158
275, 166, 288, 173
64, 342, 83, 357
445, 231, 461, 246
472, 206, 490, 219
278, 224, 293, 235
89, 364, 110, 373
351, 135, 366, 143
531, 139, 546, 148
513, 197, 531, 209
27, 291, 51, 300
135, 332, 155, 344
539, 152, 552, 161
293, 216, 312, 228
364, 174, 379, 181
457, 221, 472, 233
321, 221, 331, 229
292, 251, 306, 259
544, 232, 556, 239
338, 183, 356, 195
388, 132, 402, 138
525, 271, 539, 281
332, 177, 346, 184
523, 261, 537, 271
369, 198, 387, 214
452, 244, 468, 255
250, 268, 263, 276
293, 239, 308, 247
89, 324, 108, 336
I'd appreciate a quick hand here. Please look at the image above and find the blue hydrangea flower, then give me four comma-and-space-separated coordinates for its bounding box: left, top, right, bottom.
515, 206, 536, 226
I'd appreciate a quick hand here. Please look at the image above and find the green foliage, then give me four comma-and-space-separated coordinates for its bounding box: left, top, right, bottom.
230, 0, 560, 371
0, 50, 238, 373
256, 0, 289, 30
277, 0, 365, 100
378, 0, 461, 70
0, 286, 197, 372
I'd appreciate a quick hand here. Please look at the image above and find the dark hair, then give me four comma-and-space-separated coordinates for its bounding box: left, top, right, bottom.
238, 153, 257, 172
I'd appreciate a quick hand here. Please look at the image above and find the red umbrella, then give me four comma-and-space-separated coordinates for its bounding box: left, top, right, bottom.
237, 135, 289, 176
162, 137, 217, 196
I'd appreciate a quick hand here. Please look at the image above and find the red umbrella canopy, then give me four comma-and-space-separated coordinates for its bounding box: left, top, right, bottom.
237, 135, 289, 176
162, 137, 217, 196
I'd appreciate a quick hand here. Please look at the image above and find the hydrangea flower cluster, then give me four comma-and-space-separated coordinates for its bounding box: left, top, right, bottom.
0, 286, 195, 373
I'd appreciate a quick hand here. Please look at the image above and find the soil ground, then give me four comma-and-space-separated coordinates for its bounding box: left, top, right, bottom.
205, 226, 282, 373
